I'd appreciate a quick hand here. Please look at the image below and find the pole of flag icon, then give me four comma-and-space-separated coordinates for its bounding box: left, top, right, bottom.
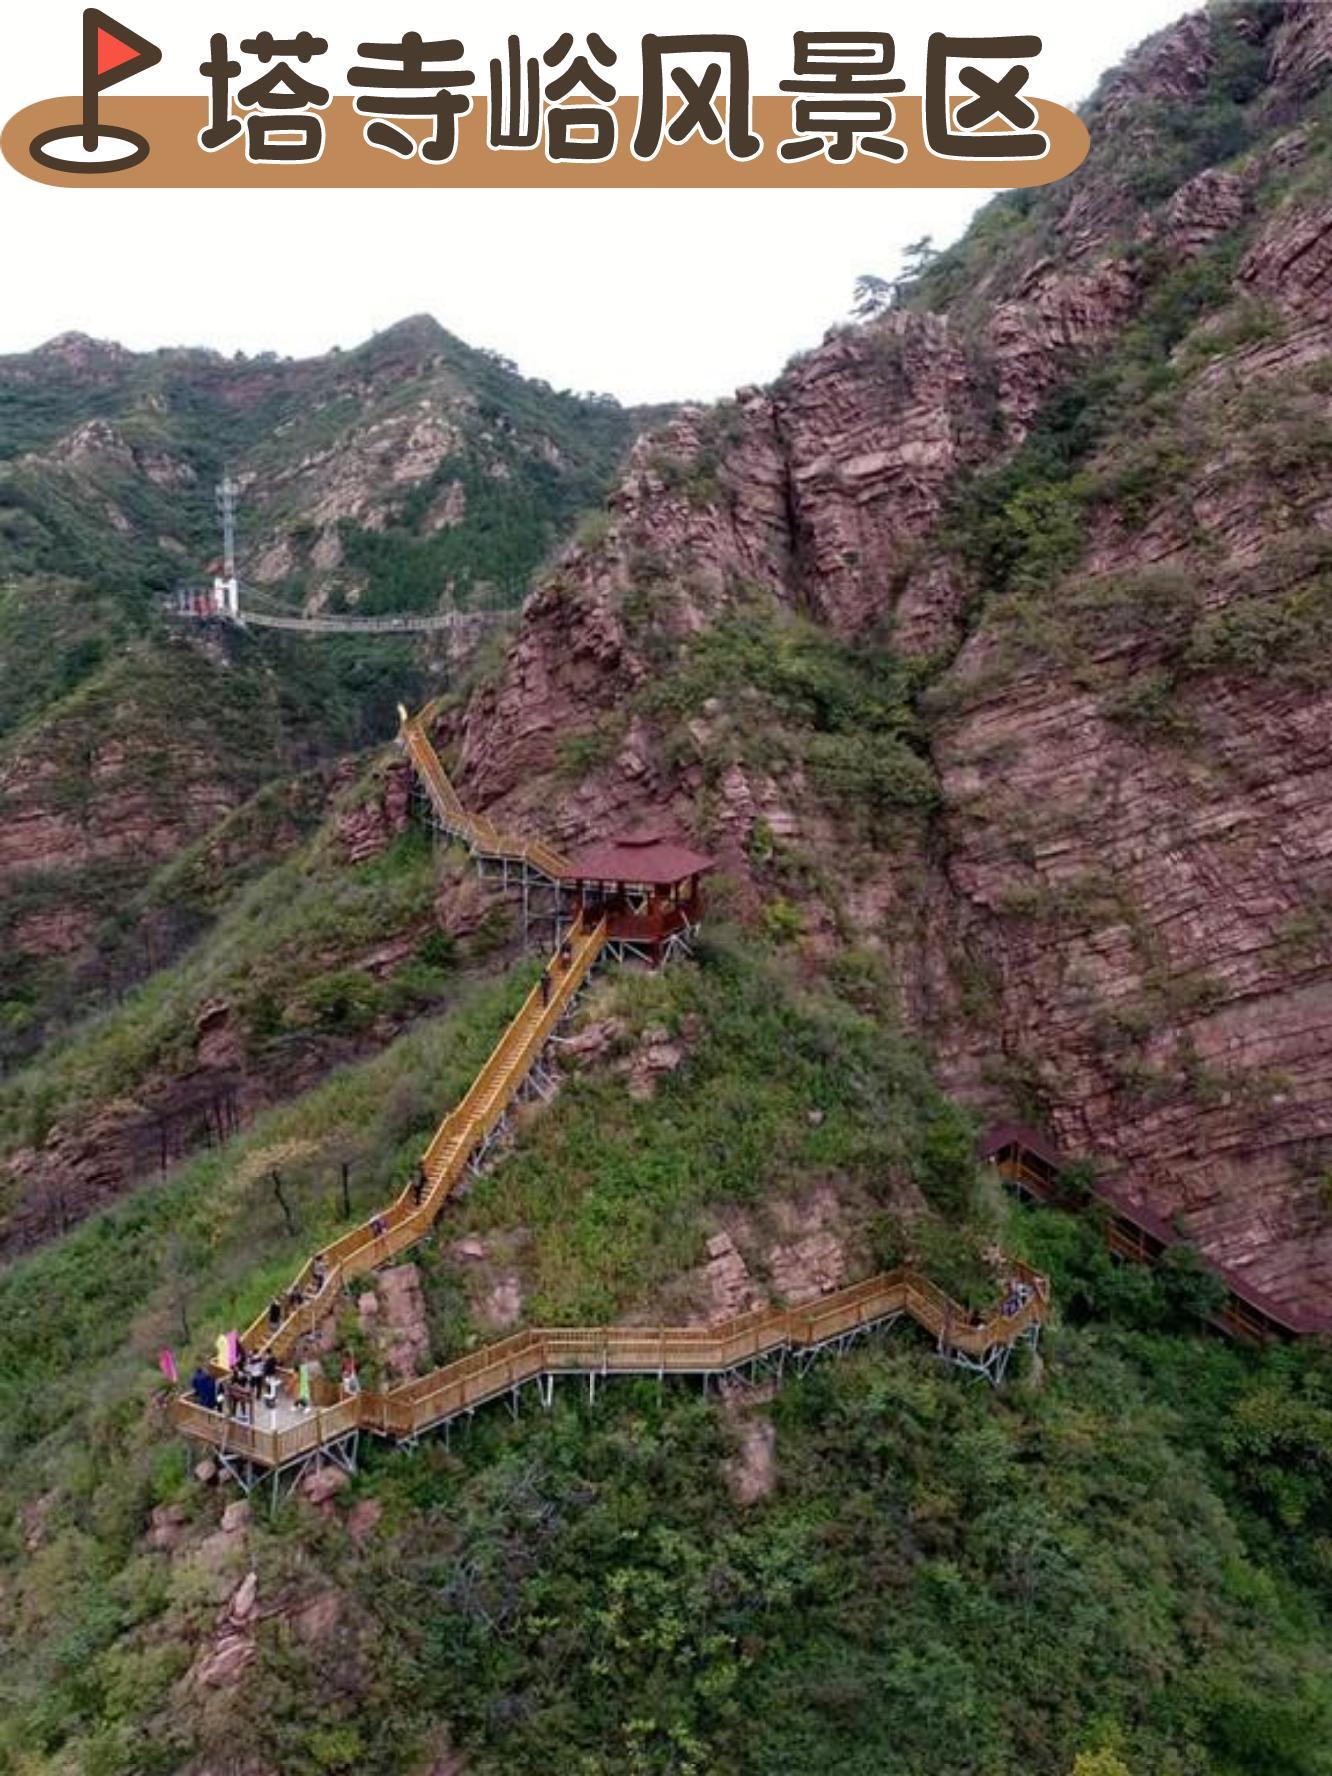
29, 9, 161, 173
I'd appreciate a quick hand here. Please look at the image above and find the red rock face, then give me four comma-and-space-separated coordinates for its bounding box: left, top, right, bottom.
0, 733, 240, 888
1268, 0, 1332, 97
446, 5, 1332, 1327
335, 760, 412, 865
772, 318, 989, 643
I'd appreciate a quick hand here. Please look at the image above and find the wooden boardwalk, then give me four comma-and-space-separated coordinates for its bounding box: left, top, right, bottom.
240, 912, 605, 1366
174, 1263, 1050, 1494
400, 708, 569, 884
983, 1125, 1330, 1343
175, 711, 1050, 1496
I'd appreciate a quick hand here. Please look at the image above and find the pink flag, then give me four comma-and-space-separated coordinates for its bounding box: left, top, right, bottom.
158, 1348, 178, 1383
226, 1329, 240, 1369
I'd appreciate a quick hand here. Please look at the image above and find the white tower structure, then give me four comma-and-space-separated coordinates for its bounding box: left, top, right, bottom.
213, 474, 241, 619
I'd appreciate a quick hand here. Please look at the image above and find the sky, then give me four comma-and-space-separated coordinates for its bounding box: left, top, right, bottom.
0, 2, 1195, 403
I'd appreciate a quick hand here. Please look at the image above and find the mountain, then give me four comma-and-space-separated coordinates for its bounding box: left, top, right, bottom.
0, 318, 658, 1080
439, 0, 1332, 1326
3, 7, 1332, 1776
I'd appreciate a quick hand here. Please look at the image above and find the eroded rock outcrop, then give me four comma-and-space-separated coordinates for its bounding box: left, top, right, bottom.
437, 3, 1332, 1327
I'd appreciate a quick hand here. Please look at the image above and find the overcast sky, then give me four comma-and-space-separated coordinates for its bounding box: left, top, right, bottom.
0, 2, 1194, 402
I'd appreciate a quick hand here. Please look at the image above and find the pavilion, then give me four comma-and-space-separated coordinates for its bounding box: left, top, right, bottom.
558, 824, 715, 965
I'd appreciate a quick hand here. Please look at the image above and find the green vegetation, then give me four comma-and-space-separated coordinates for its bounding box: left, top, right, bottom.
338, 433, 625, 614
942, 232, 1257, 614
636, 590, 938, 840
0, 940, 1330, 1774
7, 12, 1332, 1769
0, 622, 438, 1068
900, 2, 1285, 320
424, 931, 979, 1323
0, 816, 461, 1166
0, 311, 649, 1065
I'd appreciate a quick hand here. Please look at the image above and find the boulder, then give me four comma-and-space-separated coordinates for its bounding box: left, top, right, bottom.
302, 1466, 349, 1508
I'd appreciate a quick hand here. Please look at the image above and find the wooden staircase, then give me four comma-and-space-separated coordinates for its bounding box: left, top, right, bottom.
399, 709, 569, 884
241, 911, 606, 1364
176, 706, 1051, 1496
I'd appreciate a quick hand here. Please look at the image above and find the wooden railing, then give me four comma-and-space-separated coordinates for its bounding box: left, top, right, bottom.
174, 1259, 1050, 1464
400, 712, 570, 882
172, 1395, 364, 1470
185, 716, 1051, 1475
240, 911, 607, 1363
985, 1126, 1330, 1343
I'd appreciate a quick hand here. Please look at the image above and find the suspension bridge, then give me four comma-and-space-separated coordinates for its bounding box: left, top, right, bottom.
165, 475, 511, 638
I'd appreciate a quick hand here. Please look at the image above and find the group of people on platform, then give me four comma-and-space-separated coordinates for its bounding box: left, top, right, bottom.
183, 1152, 444, 1424
190, 1345, 361, 1422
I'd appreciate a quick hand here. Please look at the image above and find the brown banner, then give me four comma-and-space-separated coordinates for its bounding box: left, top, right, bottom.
4, 95, 1088, 189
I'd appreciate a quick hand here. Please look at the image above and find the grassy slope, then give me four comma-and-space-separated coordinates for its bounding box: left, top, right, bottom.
0, 627, 448, 1077
0, 935, 1329, 1776
0, 812, 502, 1169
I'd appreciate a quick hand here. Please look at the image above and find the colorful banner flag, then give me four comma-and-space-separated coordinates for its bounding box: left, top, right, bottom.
158, 1348, 177, 1384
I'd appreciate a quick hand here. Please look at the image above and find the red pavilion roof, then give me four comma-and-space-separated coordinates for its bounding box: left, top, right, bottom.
559, 824, 716, 886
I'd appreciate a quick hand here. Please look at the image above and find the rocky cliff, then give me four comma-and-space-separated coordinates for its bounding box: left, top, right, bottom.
440, 0, 1332, 1324
5, 3, 1331, 1321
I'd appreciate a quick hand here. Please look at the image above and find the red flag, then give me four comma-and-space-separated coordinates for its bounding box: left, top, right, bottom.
85, 9, 161, 94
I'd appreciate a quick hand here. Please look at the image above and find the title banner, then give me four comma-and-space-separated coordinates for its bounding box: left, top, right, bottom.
4, 11, 1091, 189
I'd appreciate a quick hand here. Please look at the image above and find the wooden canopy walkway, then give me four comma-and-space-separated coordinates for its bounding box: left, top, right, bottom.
174, 1262, 1049, 1496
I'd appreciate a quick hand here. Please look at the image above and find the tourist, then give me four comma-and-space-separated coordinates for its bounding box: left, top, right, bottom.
311, 1254, 327, 1291
411, 1165, 427, 1208
540, 969, 552, 1007
262, 1367, 281, 1411
340, 1354, 361, 1399
561, 938, 573, 969
227, 1377, 252, 1425
191, 1366, 218, 1412
370, 1214, 387, 1239
267, 1297, 282, 1330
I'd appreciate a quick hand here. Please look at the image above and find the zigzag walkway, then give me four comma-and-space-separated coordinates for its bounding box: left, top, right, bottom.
218, 713, 598, 1368
174, 1263, 1049, 1496
172, 710, 1051, 1494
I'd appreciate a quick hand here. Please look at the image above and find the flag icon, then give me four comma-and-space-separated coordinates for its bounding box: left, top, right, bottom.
29, 9, 162, 173
88, 9, 161, 95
